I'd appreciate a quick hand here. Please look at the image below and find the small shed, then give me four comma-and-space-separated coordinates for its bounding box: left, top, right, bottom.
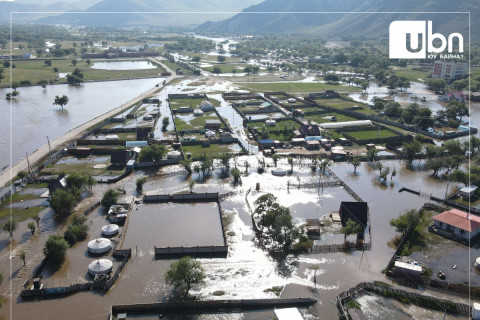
394, 261, 422, 283
205, 119, 222, 130
339, 202, 368, 228
291, 138, 306, 146
259, 139, 275, 149
473, 302, 480, 320
274, 308, 304, 320
460, 185, 478, 198
306, 140, 320, 150
126, 159, 135, 170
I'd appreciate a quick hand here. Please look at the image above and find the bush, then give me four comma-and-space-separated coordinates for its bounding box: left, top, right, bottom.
43, 235, 69, 266
50, 189, 76, 215
101, 189, 119, 209
136, 177, 147, 191
63, 214, 88, 246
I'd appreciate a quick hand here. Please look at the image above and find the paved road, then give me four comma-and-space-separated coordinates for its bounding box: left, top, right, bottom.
0, 70, 182, 188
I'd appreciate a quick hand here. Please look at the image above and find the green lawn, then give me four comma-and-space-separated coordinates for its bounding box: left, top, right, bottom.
174, 112, 225, 131
45, 158, 125, 176
305, 113, 358, 124
239, 82, 362, 94
394, 68, 430, 82
169, 98, 206, 110
248, 120, 300, 130
2, 59, 165, 87
314, 98, 377, 115
182, 144, 236, 158
0, 191, 46, 222
345, 129, 399, 140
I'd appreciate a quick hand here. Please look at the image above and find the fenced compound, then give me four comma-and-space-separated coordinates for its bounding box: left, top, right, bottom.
336, 282, 472, 319
20, 249, 132, 299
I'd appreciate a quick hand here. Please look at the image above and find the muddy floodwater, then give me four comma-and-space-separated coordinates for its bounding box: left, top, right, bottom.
0, 77, 162, 170
2, 156, 475, 320
122, 202, 225, 249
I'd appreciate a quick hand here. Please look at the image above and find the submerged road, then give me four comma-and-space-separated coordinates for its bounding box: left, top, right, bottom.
0, 64, 181, 188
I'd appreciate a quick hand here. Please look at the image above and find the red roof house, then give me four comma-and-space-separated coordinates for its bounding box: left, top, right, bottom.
433, 209, 480, 240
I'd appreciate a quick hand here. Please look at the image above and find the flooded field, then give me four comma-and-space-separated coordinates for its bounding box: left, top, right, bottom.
0, 77, 161, 170
121, 202, 225, 249
90, 60, 157, 71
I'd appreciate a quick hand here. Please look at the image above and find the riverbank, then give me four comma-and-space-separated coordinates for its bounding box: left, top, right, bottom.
0, 61, 181, 188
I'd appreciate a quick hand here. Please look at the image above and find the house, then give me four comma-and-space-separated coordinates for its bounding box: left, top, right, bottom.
433, 209, 480, 240
459, 185, 478, 198
48, 175, 67, 198
205, 119, 222, 130
299, 124, 320, 137
339, 202, 368, 228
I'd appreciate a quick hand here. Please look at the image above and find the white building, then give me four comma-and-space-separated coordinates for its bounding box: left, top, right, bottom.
432, 61, 468, 81
433, 209, 480, 240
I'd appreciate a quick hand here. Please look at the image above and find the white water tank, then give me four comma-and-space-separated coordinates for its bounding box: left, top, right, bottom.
167, 151, 182, 159
105, 134, 118, 140
475, 257, 480, 270
88, 259, 113, 276
101, 224, 119, 237
272, 167, 287, 176
87, 238, 112, 254
265, 119, 276, 126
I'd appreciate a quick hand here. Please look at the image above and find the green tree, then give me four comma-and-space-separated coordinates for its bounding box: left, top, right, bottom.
3, 218, 17, 237
136, 177, 147, 192
272, 154, 280, 167
27, 222, 36, 235
340, 219, 363, 242
162, 116, 170, 132
367, 148, 378, 162
101, 189, 119, 209
50, 189, 76, 215
287, 157, 294, 172
53, 95, 69, 110
139, 144, 166, 162
449, 169, 468, 186
319, 158, 331, 175
86, 59, 91, 65
19, 250, 26, 265
43, 234, 69, 266
44, 59, 52, 67
192, 56, 201, 63
349, 156, 361, 174
217, 55, 226, 64
426, 158, 445, 176
165, 256, 206, 300
71, 59, 77, 66
188, 179, 195, 193
66, 68, 84, 85
180, 158, 192, 175
32, 212, 40, 226
401, 140, 422, 165
324, 73, 340, 83
231, 167, 241, 184
213, 66, 221, 75
63, 214, 88, 246
390, 209, 419, 234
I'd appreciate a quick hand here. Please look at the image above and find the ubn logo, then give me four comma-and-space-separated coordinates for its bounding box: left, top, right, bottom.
389, 21, 463, 59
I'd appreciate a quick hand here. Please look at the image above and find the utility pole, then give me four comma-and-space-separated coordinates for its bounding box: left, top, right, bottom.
26, 152, 31, 173
47, 136, 52, 156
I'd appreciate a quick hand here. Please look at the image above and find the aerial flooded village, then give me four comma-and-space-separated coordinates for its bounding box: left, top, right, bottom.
0, 2, 480, 319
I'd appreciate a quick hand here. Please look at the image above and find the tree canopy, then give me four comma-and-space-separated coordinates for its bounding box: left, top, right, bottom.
43, 234, 69, 266
165, 256, 206, 300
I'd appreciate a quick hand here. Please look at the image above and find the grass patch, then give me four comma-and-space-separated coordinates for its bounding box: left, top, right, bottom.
393, 68, 429, 82
263, 286, 283, 297
26, 182, 49, 189
169, 98, 205, 110
305, 113, 357, 124
373, 281, 392, 288
3, 59, 165, 87
115, 132, 137, 141
203, 63, 251, 73
314, 98, 376, 115
345, 129, 399, 140
346, 300, 361, 309
182, 144, 235, 158
239, 82, 362, 94
45, 159, 124, 177
174, 112, 224, 131
0, 206, 46, 223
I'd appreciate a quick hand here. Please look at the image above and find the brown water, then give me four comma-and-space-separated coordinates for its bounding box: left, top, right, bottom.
0, 78, 162, 170
0, 159, 474, 319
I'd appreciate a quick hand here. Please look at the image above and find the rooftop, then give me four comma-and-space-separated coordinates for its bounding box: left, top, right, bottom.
433, 209, 480, 232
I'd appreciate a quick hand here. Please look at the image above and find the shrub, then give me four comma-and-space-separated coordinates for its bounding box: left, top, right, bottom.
43, 235, 69, 266
101, 189, 119, 209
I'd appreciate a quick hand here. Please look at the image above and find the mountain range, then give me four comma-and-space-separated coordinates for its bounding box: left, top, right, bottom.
197, 0, 479, 42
